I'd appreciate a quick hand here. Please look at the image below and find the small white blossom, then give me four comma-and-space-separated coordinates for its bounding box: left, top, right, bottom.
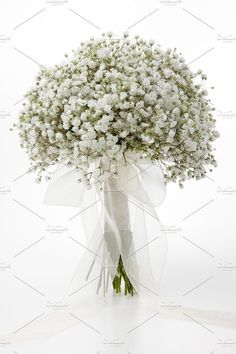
55, 132, 63, 141
15, 33, 218, 187
97, 47, 110, 59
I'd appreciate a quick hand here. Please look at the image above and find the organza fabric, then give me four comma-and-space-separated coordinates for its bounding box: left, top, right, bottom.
2, 154, 236, 342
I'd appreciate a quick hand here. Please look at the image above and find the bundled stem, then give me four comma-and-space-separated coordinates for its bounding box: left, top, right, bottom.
112, 255, 136, 296
104, 176, 136, 296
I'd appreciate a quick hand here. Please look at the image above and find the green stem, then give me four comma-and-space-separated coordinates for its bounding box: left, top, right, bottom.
112, 255, 136, 295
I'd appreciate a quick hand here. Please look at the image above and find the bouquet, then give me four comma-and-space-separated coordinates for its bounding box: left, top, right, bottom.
15, 32, 219, 296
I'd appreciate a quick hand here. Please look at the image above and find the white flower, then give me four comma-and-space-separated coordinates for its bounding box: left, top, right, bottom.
55, 132, 63, 141
172, 107, 180, 115
120, 131, 129, 138
163, 68, 172, 78
185, 140, 197, 151
141, 134, 154, 144
120, 92, 127, 100
97, 47, 110, 59
47, 129, 54, 138
168, 130, 176, 138
170, 121, 177, 128
16, 32, 218, 187
95, 70, 103, 81
142, 78, 150, 86
31, 116, 39, 124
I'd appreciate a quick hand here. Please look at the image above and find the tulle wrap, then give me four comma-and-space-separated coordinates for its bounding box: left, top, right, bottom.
2, 154, 236, 341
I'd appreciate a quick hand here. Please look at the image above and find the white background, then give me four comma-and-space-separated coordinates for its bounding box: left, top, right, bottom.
0, 0, 236, 353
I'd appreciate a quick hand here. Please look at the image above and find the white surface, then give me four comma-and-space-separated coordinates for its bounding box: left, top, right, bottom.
0, 0, 236, 353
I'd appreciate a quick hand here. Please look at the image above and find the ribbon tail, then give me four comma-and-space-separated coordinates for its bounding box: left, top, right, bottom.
3, 161, 236, 343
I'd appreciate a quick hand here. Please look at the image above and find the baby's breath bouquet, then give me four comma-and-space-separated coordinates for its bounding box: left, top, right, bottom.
15, 32, 219, 295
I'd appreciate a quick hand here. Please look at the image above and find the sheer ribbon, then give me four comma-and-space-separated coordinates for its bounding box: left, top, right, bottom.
2, 154, 236, 341
43, 152, 168, 307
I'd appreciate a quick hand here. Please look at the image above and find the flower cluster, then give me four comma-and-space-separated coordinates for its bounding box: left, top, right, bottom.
15, 32, 219, 187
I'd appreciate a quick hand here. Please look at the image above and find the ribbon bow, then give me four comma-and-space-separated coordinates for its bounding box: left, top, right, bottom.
44, 153, 167, 298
